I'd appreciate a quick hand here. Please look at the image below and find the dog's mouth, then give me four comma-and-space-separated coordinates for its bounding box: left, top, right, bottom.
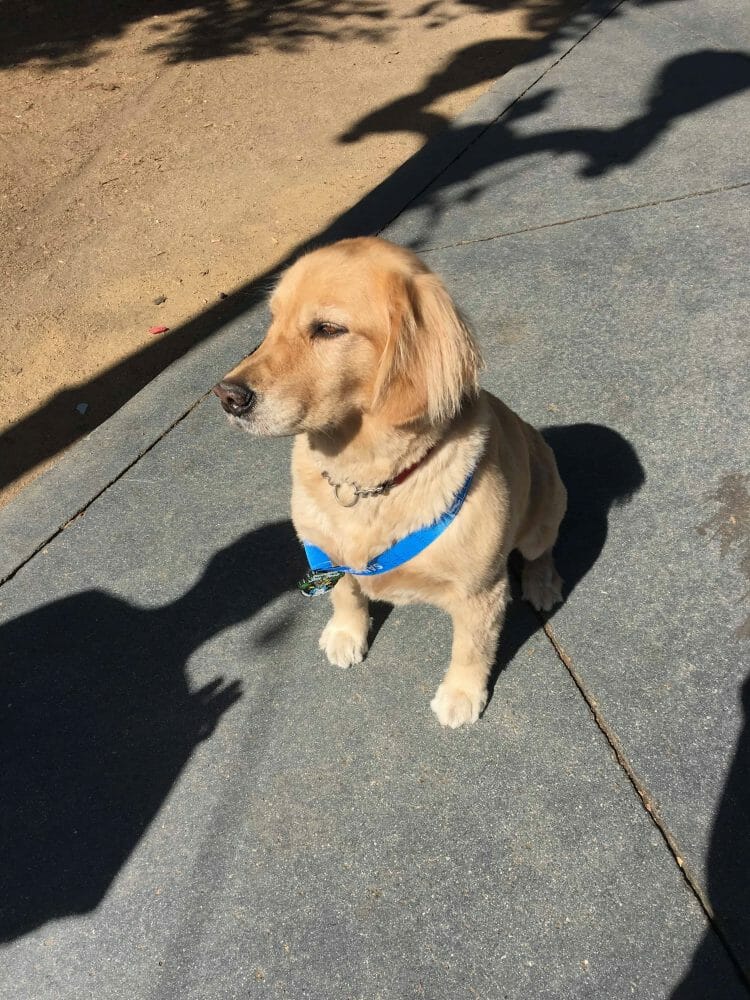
224, 406, 269, 437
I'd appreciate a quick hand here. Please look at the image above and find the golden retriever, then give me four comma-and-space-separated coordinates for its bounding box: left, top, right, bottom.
215, 237, 566, 728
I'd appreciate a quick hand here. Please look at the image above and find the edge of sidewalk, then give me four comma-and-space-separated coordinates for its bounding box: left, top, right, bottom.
0, 0, 622, 585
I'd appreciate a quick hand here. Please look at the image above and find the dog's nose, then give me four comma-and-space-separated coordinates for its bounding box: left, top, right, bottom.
213, 381, 256, 416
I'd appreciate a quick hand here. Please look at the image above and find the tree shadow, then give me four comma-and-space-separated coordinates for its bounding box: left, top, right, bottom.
488, 422, 645, 697
403, 0, 589, 35
0, 0, 391, 70
339, 0, 737, 146
0, 0, 603, 69
0, 518, 304, 942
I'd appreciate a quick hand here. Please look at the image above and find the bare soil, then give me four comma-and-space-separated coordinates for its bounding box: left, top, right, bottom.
1, 0, 580, 506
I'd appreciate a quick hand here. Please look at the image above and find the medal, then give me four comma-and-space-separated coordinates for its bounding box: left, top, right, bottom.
297, 568, 345, 597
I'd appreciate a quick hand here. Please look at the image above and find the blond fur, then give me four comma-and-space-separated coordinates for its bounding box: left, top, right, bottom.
219, 237, 566, 728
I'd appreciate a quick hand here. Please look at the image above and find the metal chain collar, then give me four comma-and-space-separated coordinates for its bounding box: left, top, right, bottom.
320, 471, 389, 507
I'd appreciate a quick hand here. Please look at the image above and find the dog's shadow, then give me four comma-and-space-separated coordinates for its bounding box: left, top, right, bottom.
488, 422, 646, 699
367, 422, 645, 696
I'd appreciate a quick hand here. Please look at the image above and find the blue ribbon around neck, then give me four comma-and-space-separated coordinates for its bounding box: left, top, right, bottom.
300, 465, 475, 594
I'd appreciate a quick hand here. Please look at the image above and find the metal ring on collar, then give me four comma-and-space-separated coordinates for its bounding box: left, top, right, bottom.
334, 483, 359, 507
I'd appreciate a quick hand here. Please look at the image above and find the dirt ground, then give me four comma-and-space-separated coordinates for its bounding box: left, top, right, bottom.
1, 0, 580, 506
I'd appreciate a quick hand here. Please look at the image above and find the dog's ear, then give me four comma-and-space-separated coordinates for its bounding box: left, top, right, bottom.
373, 270, 482, 425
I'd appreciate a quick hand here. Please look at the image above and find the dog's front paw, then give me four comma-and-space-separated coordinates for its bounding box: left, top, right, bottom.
319, 620, 369, 669
430, 683, 486, 729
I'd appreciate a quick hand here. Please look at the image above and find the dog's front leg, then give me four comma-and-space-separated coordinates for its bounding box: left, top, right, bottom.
431, 577, 509, 728
319, 574, 370, 669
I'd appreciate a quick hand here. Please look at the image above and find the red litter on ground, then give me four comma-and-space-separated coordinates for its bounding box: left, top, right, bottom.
149, 325, 169, 335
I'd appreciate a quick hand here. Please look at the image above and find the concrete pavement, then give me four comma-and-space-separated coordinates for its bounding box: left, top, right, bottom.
1, 0, 748, 996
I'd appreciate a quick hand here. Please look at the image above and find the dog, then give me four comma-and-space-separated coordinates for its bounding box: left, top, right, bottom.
215, 237, 566, 728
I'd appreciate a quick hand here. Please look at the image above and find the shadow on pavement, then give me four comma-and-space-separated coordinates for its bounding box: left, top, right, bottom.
490, 422, 645, 694
542, 422, 645, 597
4, 416, 748, 989
349, 48, 750, 246
0, 519, 303, 942
341, 42, 750, 155
2, 4, 749, 980
670, 675, 750, 995
0, 422, 643, 943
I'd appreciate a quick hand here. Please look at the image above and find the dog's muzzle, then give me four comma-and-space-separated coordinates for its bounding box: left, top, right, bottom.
213, 381, 256, 417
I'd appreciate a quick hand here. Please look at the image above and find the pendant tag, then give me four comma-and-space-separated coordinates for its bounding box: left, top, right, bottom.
297, 569, 345, 597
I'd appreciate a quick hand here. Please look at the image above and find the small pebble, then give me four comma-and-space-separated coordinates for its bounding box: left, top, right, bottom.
153, 294, 167, 305
76, 402, 89, 415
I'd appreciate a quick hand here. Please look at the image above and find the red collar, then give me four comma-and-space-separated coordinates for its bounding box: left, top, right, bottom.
390, 444, 437, 487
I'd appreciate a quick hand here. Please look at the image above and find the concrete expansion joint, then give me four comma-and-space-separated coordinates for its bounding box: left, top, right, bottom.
0, 395, 208, 590
419, 182, 750, 254
538, 617, 750, 993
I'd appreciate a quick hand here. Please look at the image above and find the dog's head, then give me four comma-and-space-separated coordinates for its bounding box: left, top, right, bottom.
214, 237, 481, 436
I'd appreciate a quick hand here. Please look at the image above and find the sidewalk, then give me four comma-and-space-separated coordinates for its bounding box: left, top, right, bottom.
1, 0, 748, 996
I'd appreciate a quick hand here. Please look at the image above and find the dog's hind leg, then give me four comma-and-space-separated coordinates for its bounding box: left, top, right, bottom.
518, 515, 564, 612
521, 548, 563, 612
518, 440, 566, 613
431, 576, 509, 728
319, 574, 370, 669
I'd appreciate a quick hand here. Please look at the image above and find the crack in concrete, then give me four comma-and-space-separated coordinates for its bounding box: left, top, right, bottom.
0, 393, 208, 589
418, 181, 750, 253
539, 616, 750, 993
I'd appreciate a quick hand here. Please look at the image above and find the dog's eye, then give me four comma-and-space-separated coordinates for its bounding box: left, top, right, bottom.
311, 321, 348, 339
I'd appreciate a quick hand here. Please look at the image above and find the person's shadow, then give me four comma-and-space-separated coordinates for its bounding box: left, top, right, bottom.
340, 48, 750, 248
670, 674, 750, 995
0, 519, 304, 942
0, 422, 644, 945
341, 48, 750, 173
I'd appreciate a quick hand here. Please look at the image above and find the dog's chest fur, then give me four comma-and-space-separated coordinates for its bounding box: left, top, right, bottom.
290, 409, 499, 606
